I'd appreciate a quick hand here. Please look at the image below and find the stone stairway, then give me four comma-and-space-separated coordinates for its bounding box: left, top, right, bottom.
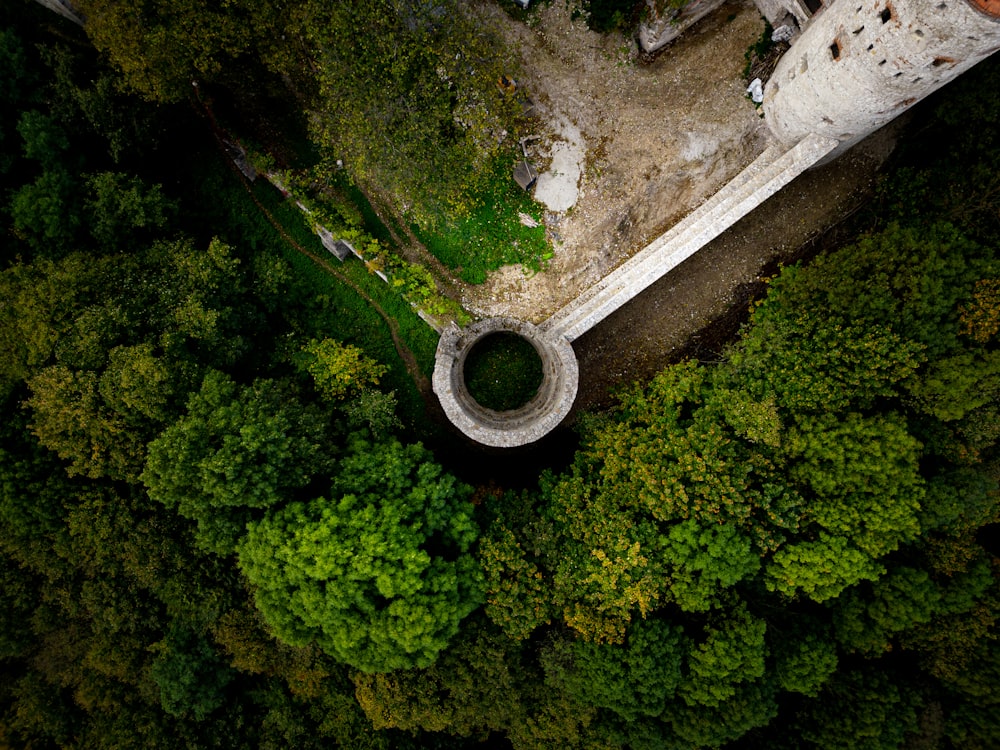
541, 133, 839, 342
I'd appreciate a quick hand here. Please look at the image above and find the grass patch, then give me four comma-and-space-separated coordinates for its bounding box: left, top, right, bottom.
181, 149, 439, 434
325, 172, 395, 246
415, 155, 551, 284
464, 333, 543, 411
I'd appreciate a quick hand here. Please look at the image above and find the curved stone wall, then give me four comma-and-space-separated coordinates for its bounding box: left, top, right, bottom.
432, 318, 579, 448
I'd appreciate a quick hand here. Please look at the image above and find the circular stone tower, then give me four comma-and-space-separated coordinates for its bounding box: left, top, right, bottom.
432, 318, 579, 448
764, 0, 1000, 157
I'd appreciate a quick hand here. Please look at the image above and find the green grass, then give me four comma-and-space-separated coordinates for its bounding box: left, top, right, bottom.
182, 150, 439, 434
415, 156, 551, 284
464, 333, 543, 411
248, 179, 439, 370
322, 172, 396, 245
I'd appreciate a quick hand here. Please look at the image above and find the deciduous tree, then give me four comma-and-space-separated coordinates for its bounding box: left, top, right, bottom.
239, 439, 483, 672
142, 370, 332, 554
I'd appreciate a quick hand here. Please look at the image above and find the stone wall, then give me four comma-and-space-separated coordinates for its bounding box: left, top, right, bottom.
31, 0, 83, 25
764, 0, 1000, 157
541, 133, 839, 343
432, 318, 579, 448
638, 0, 728, 54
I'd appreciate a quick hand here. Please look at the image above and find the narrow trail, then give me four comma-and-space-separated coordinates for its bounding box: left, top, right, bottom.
359, 182, 466, 304
196, 95, 434, 400
246, 184, 434, 398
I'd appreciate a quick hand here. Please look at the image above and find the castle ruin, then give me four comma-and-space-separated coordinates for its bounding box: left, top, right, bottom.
435, 0, 1000, 447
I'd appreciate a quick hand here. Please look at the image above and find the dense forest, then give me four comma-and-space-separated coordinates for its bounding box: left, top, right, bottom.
2, 1, 999, 748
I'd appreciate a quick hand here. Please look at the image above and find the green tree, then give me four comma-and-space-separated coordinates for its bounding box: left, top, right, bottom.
783, 411, 923, 559
302, 0, 522, 223
9, 168, 81, 253
679, 603, 767, 709
353, 618, 531, 736
142, 370, 332, 554
0, 552, 39, 659
0, 27, 37, 176
16, 109, 69, 166
666, 679, 779, 748
542, 618, 687, 721
150, 623, 235, 721
764, 532, 885, 602
298, 337, 387, 402
792, 668, 922, 750
834, 566, 943, 655
74, 0, 267, 103
772, 629, 839, 697
661, 518, 760, 612
84, 171, 174, 250
479, 501, 556, 640
26, 363, 147, 481
239, 439, 484, 672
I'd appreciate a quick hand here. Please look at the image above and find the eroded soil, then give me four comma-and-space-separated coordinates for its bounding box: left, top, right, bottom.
464, 0, 774, 322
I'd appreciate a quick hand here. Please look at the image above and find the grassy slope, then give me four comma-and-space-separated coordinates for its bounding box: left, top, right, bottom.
183, 145, 440, 433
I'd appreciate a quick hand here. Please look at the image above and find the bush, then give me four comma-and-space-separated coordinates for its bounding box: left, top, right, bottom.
464, 332, 543, 411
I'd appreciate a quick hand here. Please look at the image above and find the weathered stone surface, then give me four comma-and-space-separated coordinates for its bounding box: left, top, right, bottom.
432, 318, 578, 448
765, 0, 1000, 158
541, 133, 839, 343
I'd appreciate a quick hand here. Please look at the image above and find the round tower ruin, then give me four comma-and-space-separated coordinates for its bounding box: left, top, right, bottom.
764, 0, 1000, 157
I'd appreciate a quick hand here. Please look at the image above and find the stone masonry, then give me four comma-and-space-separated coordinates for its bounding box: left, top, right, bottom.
435, 0, 1000, 447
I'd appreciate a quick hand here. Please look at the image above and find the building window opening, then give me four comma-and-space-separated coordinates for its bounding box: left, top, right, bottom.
932, 56, 954, 67
881, 7, 893, 22
830, 40, 842, 60
806, 0, 823, 15
854, 26, 865, 34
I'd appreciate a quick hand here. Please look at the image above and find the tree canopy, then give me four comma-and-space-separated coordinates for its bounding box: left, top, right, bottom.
3, 3, 1000, 749
238, 439, 484, 672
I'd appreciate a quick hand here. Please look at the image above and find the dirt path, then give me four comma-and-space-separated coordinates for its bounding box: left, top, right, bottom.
241, 176, 433, 398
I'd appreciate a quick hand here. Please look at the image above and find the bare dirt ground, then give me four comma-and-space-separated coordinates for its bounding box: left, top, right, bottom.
451, 0, 897, 420
464, 0, 775, 322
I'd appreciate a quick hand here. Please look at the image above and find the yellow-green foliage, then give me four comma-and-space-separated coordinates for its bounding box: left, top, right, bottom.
300, 338, 387, 402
